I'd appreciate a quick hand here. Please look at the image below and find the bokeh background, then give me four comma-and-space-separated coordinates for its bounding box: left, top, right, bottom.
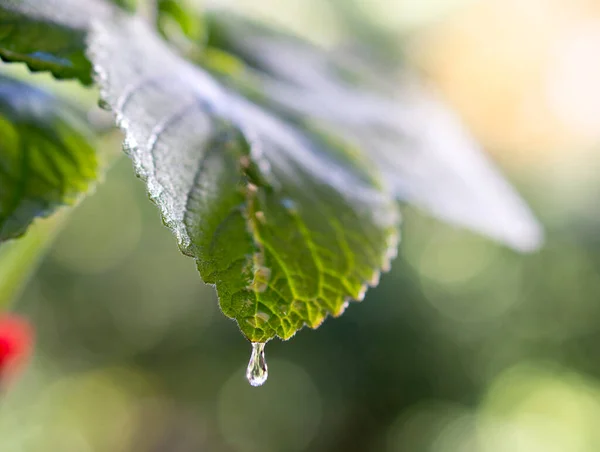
2, 0, 600, 451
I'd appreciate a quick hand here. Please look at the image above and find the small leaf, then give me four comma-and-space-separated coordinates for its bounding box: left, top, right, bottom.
0, 0, 110, 83
205, 12, 544, 252
0, 74, 98, 241
90, 16, 400, 342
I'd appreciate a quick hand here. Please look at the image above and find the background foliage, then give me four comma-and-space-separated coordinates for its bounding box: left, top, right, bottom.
1, 0, 600, 451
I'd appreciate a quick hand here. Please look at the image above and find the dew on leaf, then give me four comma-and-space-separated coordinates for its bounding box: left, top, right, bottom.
356, 284, 368, 302
246, 342, 268, 387
369, 271, 381, 287
336, 301, 350, 316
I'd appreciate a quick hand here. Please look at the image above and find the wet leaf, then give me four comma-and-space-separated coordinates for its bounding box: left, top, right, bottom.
90, 16, 400, 342
205, 12, 543, 252
0, 74, 98, 241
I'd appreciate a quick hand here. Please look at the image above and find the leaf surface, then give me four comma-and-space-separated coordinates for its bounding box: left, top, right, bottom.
205, 12, 543, 252
0, 0, 110, 83
0, 74, 98, 241
90, 16, 400, 342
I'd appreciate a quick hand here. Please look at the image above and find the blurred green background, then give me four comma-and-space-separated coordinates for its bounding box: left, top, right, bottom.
3, 0, 600, 451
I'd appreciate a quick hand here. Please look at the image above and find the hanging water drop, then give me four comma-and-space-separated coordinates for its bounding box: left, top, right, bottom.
246, 342, 268, 387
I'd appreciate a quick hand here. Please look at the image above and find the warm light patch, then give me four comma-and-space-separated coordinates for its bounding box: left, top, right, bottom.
411, 0, 600, 164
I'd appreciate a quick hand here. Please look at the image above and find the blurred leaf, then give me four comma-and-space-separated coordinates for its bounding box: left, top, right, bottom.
325, 0, 401, 62
204, 12, 544, 252
157, 0, 204, 43
90, 16, 400, 342
0, 74, 98, 241
0, 0, 110, 84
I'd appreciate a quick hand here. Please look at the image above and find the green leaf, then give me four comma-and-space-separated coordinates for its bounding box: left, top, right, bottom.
0, 0, 110, 83
157, 0, 204, 42
90, 16, 400, 342
204, 12, 544, 252
0, 74, 98, 241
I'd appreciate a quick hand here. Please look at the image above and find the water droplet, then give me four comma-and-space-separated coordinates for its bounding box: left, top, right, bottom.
246, 342, 268, 387
336, 301, 350, 316
356, 285, 368, 302
369, 271, 381, 287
